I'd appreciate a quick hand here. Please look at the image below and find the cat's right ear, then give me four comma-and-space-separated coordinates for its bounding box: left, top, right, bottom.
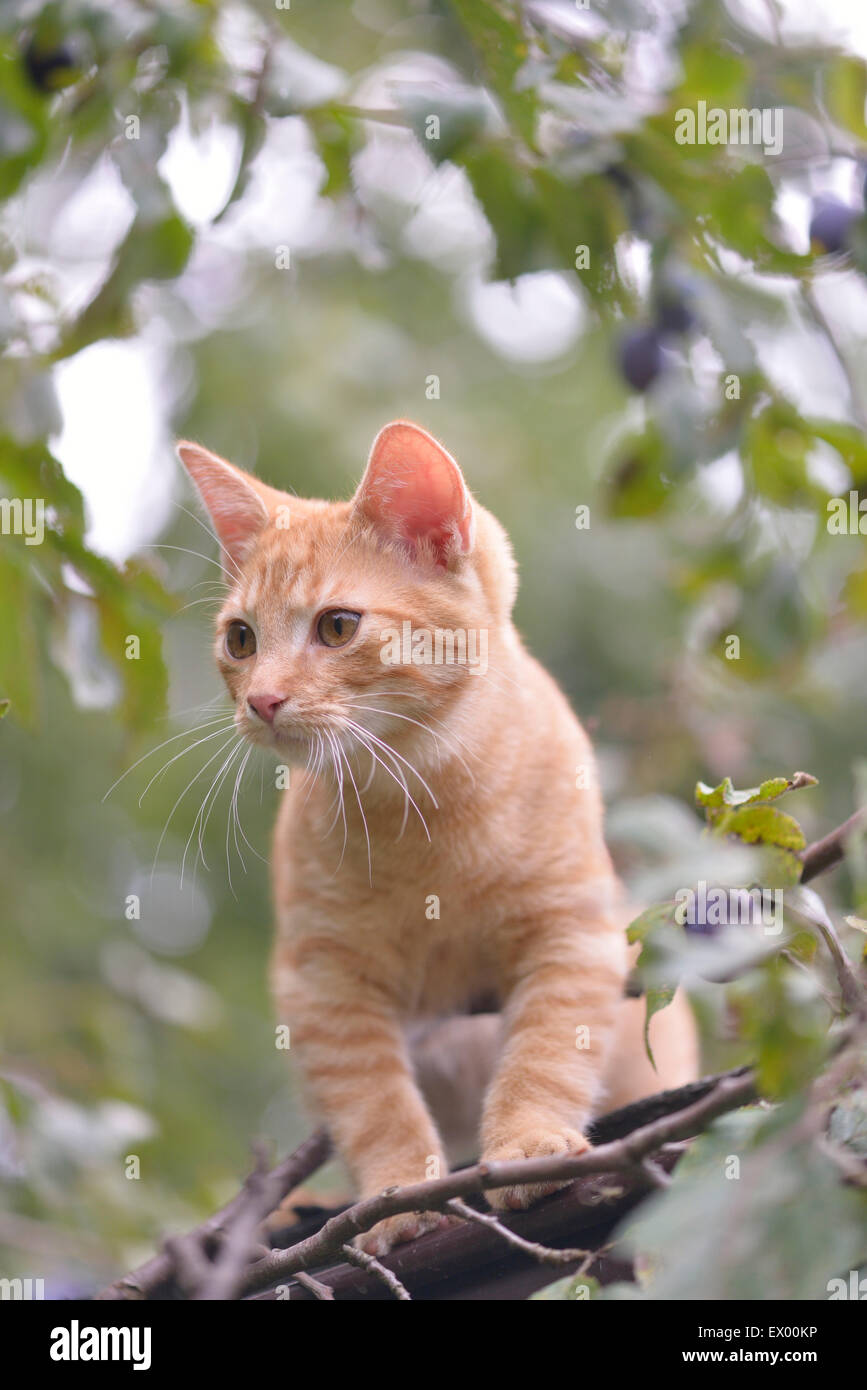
177, 442, 276, 570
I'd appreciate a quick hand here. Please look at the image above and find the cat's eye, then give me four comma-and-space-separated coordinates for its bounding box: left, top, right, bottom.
225, 621, 257, 659
317, 610, 360, 648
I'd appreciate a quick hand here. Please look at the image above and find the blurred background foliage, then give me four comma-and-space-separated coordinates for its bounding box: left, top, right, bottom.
1, 0, 866, 1297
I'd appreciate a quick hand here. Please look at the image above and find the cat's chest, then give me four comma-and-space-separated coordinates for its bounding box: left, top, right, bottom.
399, 917, 500, 1016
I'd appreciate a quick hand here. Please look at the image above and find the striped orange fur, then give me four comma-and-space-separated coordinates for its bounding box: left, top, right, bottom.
178, 422, 698, 1255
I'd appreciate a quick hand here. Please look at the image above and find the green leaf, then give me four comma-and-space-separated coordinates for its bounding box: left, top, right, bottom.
214, 94, 267, 223
825, 54, 867, 140
532, 169, 627, 304
745, 401, 818, 506
0, 547, 40, 727
449, 0, 538, 146
56, 212, 193, 359
807, 418, 867, 482
605, 425, 672, 518
627, 900, 678, 946
617, 1106, 867, 1298
716, 804, 806, 852
732, 963, 829, 1096
0, 37, 50, 199
696, 772, 817, 814
396, 87, 491, 166
643, 982, 676, 1069
307, 107, 355, 198
462, 147, 544, 280
696, 775, 794, 810
95, 585, 169, 736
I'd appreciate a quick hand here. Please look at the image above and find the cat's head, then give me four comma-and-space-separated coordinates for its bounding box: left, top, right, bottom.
178, 421, 517, 768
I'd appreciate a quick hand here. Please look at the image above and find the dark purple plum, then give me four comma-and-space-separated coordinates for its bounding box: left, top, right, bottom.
618, 326, 664, 391
809, 196, 857, 255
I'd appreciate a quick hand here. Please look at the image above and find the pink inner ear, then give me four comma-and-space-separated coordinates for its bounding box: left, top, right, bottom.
177, 443, 270, 568
358, 423, 473, 565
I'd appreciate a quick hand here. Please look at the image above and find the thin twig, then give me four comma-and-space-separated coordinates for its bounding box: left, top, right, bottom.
294, 1271, 336, 1300
95, 1127, 331, 1301
445, 1196, 593, 1264
194, 1144, 282, 1301
340, 1243, 412, 1300
638, 1157, 672, 1189
788, 888, 867, 1017
163, 1234, 211, 1297
818, 1136, 867, 1188
801, 809, 866, 884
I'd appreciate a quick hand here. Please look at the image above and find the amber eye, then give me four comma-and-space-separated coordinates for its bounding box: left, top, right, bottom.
225, 621, 256, 659
317, 610, 360, 648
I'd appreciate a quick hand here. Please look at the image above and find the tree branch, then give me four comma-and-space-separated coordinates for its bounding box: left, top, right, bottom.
445, 1196, 594, 1265
94, 1127, 331, 1301
239, 1069, 756, 1297
192, 1144, 287, 1301
800, 808, 866, 884
95, 1070, 753, 1301
251, 1168, 666, 1300
340, 1244, 412, 1300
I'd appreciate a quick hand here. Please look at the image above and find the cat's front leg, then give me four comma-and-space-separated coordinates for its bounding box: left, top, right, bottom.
480, 912, 626, 1211
276, 963, 450, 1254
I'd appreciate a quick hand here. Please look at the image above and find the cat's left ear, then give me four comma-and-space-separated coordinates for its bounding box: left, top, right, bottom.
353, 421, 474, 567
177, 442, 283, 569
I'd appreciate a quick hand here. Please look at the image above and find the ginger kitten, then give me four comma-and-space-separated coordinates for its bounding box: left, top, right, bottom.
178, 421, 697, 1255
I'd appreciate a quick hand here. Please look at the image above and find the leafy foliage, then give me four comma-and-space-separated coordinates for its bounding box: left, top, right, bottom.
608, 1104, 867, 1300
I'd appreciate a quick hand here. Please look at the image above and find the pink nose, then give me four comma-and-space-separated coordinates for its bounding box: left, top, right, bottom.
247, 692, 286, 723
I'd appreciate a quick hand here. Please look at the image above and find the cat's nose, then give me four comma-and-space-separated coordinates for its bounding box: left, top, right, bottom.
247, 692, 286, 723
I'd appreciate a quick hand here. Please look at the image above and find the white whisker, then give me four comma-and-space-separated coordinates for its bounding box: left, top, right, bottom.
346, 693, 478, 759
184, 738, 245, 885
344, 720, 439, 810
151, 730, 239, 885
343, 701, 476, 784
325, 729, 349, 869
226, 744, 255, 894
143, 542, 235, 588
103, 713, 236, 802
138, 720, 238, 806
342, 721, 430, 842
338, 739, 372, 884
233, 749, 267, 867
173, 499, 246, 585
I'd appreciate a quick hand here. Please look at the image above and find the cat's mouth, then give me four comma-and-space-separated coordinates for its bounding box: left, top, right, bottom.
274, 730, 309, 749
240, 718, 311, 755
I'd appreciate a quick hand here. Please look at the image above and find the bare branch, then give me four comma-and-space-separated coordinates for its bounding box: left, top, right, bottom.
95, 1127, 331, 1301
445, 1196, 593, 1264
163, 1234, 211, 1297
638, 1157, 672, 1189
294, 1271, 336, 1300
341, 1244, 412, 1300
787, 887, 867, 1018
801, 809, 866, 885
240, 1069, 756, 1296
194, 1145, 284, 1301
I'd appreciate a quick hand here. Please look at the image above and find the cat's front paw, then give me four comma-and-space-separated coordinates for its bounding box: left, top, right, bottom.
483, 1127, 590, 1211
355, 1209, 452, 1257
